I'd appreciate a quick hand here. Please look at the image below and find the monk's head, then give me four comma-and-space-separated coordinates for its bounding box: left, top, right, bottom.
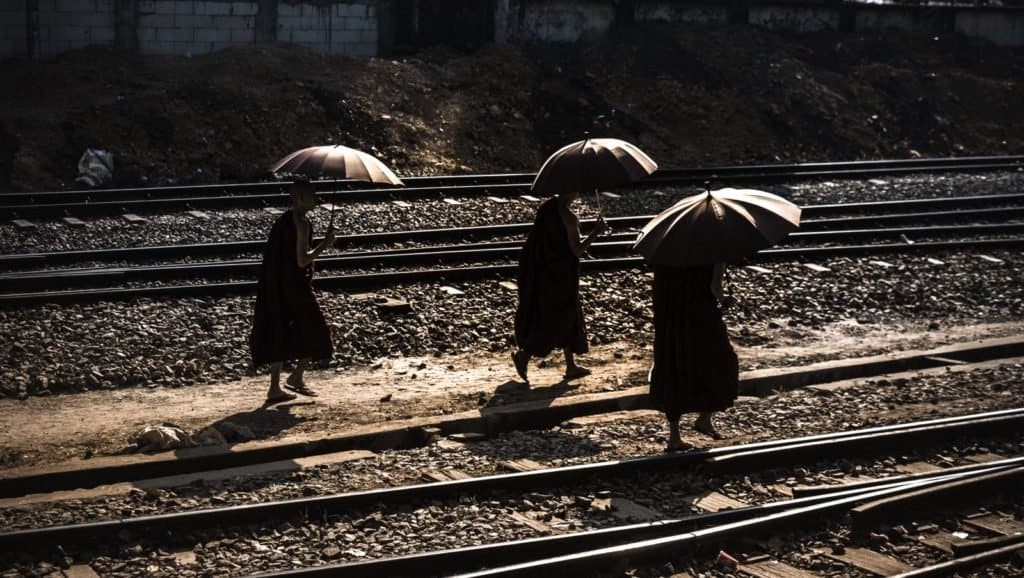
289, 178, 316, 213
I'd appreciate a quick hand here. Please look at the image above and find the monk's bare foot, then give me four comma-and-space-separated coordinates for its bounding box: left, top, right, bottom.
693, 416, 723, 440
512, 350, 530, 383
666, 423, 690, 452
285, 374, 318, 397
563, 365, 591, 381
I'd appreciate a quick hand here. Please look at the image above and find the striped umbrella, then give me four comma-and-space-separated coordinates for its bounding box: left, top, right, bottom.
633, 187, 801, 267
271, 145, 405, 224
531, 137, 657, 212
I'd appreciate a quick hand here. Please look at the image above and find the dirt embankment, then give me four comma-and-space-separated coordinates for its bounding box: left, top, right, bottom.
1, 23, 1022, 191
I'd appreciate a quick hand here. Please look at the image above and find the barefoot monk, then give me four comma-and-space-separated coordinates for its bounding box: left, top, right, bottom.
250, 179, 336, 404
512, 192, 607, 384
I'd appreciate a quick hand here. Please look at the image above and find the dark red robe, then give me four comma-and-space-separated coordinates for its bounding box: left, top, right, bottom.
250, 210, 333, 368
649, 265, 738, 420
514, 198, 589, 357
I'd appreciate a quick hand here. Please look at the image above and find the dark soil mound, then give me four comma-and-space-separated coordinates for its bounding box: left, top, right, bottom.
1, 23, 1021, 191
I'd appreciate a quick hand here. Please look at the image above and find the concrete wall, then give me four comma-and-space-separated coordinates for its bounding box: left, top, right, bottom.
0, 3, 27, 58
956, 9, 1024, 46
277, 1, 376, 56
499, 0, 1024, 46
2, 0, 379, 59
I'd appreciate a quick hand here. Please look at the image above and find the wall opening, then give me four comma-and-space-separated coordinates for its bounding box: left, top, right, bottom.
393, 0, 494, 54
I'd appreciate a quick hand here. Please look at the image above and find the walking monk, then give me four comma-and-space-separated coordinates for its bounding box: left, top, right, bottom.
250, 179, 336, 404
512, 191, 607, 384
649, 263, 738, 451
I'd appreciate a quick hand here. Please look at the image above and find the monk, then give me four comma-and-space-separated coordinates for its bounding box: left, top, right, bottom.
512, 191, 607, 384
649, 263, 738, 451
250, 179, 336, 404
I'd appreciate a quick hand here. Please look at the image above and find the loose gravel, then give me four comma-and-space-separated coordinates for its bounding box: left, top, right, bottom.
2, 172, 1022, 254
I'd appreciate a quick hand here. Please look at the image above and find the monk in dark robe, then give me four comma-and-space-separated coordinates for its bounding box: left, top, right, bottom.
512, 191, 607, 383
649, 263, 738, 450
250, 179, 336, 404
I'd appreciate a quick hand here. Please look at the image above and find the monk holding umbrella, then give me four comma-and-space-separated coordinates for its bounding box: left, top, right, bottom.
512, 137, 657, 384
633, 186, 801, 450
252, 145, 404, 404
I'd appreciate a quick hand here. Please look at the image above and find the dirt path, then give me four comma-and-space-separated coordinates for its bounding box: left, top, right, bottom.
2, 320, 1021, 470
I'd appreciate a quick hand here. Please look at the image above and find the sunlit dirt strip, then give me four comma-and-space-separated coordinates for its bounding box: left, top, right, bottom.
3, 155, 1021, 214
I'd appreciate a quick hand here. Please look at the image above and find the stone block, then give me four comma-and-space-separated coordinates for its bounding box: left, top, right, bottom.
333, 29, 359, 43
212, 14, 251, 29
137, 0, 155, 12
289, 28, 324, 43
230, 1, 258, 16
195, 1, 232, 16
230, 27, 253, 42
138, 26, 157, 40
139, 13, 175, 28
90, 26, 115, 42
181, 40, 214, 55
56, 0, 95, 12
154, 0, 193, 15
359, 28, 377, 43
348, 3, 367, 19
38, 0, 56, 11
277, 3, 301, 18
174, 14, 214, 29
345, 41, 375, 56
195, 27, 230, 42
349, 16, 373, 30
157, 27, 193, 42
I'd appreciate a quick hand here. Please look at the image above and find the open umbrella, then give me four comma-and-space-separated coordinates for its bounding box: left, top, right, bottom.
633, 187, 801, 267
531, 137, 657, 212
270, 144, 405, 225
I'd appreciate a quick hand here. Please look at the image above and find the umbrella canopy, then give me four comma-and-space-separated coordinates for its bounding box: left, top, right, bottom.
633, 187, 801, 267
270, 145, 404, 186
531, 138, 657, 195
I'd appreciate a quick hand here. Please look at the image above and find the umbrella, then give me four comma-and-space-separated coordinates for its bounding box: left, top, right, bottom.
270, 144, 405, 225
633, 187, 801, 267
531, 137, 657, 212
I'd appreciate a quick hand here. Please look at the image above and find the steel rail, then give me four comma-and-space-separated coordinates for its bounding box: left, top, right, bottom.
248, 460, 1024, 578
1, 409, 1021, 553
1, 237, 1021, 305
2, 155, 1020, 207
2, 222, 1022, 292
457, 467, 1024, 578
2, 159, 1022, 218
2, 193, 1022, 271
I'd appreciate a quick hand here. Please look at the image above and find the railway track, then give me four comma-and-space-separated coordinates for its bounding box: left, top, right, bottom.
1, 155, 1021, 218
1, 193, 1021, 302
2, 408, 1022, 577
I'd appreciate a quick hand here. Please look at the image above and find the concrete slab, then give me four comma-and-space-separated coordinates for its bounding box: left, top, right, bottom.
62, 217, 87, 227
590, 497, 662, 522
63, 566, 101, 578
689, 490, 749, 512
500, 459, 544, 472
519, 195, 540, 202
803, 263, 831, 272
263, 207, 284, 215
11, 219, 36, 229
826, 547, 912, 575
963, 452, 1006, 464
895, 461, 941, 475
486, 196, 509, 203
442, 198, 462, 205
186, 210, 210, 219
392, 200, 412, 208
739, 560, 820, 577
926, 257, 946, 265
962, 514, 1024, 536
979, 254, 1004, 263
746, 265, 773, 274
508, 511, 556, 534
0, 450, 375, 508
122, 213, 148, 223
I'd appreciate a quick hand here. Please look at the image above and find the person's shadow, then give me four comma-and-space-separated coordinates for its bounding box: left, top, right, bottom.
483, 378, 581, 409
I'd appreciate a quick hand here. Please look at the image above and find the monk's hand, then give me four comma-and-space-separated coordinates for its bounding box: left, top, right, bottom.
594, 216, 609, 236
324, 225, 337, 248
